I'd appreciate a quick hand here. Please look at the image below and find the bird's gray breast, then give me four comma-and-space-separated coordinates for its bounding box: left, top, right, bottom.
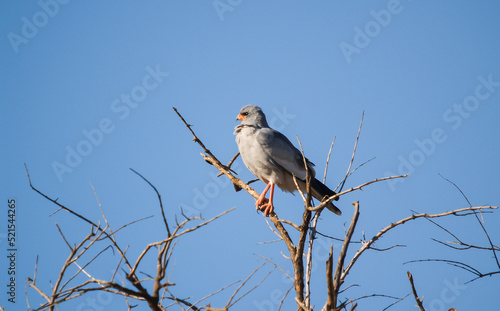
236, 126, 282, 183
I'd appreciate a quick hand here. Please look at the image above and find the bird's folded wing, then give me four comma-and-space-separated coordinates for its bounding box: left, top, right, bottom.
256, 128, 316, 180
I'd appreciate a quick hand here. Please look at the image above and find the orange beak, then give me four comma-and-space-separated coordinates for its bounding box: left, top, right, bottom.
237, 114, 246, 120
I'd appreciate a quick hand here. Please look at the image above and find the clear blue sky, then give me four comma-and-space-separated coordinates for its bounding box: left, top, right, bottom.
1, 1, 499, 310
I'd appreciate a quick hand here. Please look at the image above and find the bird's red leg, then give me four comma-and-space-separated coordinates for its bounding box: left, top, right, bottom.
260, 184, 275, 216
255, 183, 271, 210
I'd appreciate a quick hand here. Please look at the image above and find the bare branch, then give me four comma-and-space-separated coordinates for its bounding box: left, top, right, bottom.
293, 135, 315, 309
187, 281, 240, 311
27, 278, 50, 304
278, 286, 294, 311
295, 297, 311, 311
405, 258, 490, 282
33, 255, 39, 284
432, 238, 500, 251
90, 182, 112, 234
253, 254, 293, 281
262, 215, 285, 239
336, 111, 364, 193
216, 152, 240, 177
130, 168, 171, 236
344, 157, 376, 182
439, 174, 500, 270
111, 215, 155, 236
309, 175, 408, 211
129, 208, 235, 277
331, 202, 360, 309
296, 135, 313, 208
381, 294, 410, 311
25, 163, 100, 229
323, 137, 336, 184
227, 264, 274, 308
342, 206, 498, 282
305, 209, 323, 307
278, 218, 301, 231
407, 272, 425, 311
257, 239, 283, 245
61, 244, 112, 291
325, 245, 335, 310
292, 173, 308, 206
55, 223, 72, 251
350, 293, 402, 304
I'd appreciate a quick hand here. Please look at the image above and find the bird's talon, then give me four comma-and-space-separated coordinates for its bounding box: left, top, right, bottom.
259, 203, 274, 216
255, 198, 269, 208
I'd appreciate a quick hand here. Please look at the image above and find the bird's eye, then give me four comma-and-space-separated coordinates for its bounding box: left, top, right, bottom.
241, 112, 248, 116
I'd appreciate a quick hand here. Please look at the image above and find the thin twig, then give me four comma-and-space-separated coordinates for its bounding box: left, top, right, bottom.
295, 135, 314, 309
55, 223, 72, 251
439, 174, 500, 270
257, 239, 283, 245
227, 262, 266, 306
309, 175, 407, 211
332, 202, 360, 308
277, 286, 294, 311
110, 215, 155, 236
381, 294, 410, 311
342, 206, 497, 282
186, 281, 240, 311
262, 215, 283, 240
336, 111, 364, 193
129, 208, 235, 277
278, 218, 301, 231
305, 209, 322, 307
308, 135, 337, 305
407, 271, 425, 311
253, 254, 293, 281
90, 182, 112, 234
344, 157, 376, 182
404, 259, 482, 277
216, 152, 240, 177
130, 168, 171, 236
25, 163, 100, 229
323, 137, 336, 184
228, 265, 275, 308
350, 293, 402, 303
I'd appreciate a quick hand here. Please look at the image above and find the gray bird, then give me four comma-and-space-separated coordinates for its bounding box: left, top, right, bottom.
234, 105, 341, 216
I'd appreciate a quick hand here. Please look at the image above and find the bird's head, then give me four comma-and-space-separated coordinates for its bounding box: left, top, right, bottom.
236, 105, 269, 127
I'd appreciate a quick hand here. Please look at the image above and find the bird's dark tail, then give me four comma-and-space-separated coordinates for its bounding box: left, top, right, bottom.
309, 178, 341, 215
